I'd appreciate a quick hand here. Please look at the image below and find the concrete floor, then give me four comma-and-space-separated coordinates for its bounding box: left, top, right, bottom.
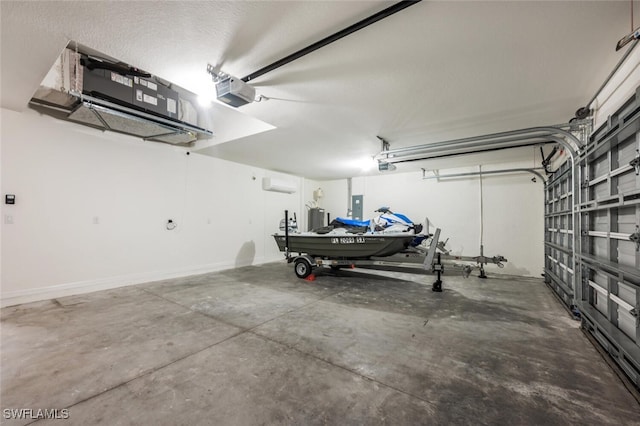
1, 262, 639, 425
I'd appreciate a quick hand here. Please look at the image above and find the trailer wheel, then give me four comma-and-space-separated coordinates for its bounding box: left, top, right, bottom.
294, 258, 313, 279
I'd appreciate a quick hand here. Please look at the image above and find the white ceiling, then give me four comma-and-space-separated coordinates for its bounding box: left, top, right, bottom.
1, 1, 635, 180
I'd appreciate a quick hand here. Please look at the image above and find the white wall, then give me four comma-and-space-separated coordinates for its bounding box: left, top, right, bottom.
315, 179, 349, 222
318, 166, 544, 277
300, 179, 321, 231
0, 108, 301, 306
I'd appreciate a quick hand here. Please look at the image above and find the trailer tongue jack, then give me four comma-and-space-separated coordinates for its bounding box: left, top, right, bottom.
432, 253, 443, 292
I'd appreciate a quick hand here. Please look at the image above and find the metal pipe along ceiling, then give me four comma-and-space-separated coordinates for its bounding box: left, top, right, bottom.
385, 142, 548, 165
379, 136, 554, 164
375, 125, 582, 161
422, 167, 547, 182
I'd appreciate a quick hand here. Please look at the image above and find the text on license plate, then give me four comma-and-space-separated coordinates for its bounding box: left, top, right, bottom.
331, 237, 366, 244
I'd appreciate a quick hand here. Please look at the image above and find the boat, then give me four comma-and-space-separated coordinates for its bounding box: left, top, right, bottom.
273, 207, 422, 259
273, 231, 416, 259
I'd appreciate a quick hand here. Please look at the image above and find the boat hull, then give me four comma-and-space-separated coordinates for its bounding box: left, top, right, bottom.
273, 233, 414, 259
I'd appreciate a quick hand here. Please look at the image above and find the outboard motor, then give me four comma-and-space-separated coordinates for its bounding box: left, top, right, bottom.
279, 215, 298, 233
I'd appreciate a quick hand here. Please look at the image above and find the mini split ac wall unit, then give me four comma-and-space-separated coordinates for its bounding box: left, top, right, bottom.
262, 177, 297, 194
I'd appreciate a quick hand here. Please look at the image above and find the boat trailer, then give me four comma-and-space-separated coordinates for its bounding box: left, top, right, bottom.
284, 227, 507, 292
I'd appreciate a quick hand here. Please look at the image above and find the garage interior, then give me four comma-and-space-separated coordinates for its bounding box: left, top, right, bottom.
1, 1, 640, 424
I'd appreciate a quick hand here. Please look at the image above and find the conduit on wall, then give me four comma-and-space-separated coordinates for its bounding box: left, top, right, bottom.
347, 177, 353, 217
479, 165, 484, 270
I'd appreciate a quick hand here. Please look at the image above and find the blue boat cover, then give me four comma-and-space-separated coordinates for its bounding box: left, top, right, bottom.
333, 217, 371, 227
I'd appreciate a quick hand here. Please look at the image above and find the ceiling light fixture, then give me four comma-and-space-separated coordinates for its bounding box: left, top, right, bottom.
197, 94, 213, 108
356, 156, 378, 172
378, 161, 397, 172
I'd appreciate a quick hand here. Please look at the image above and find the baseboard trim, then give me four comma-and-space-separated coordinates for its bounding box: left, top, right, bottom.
1, 256, 284, 308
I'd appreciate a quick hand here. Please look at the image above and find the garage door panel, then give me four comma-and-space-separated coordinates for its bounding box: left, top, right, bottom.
592, 181, 609, 200
591, 155, 609, 180
618, 309, 637, 343
592, 237, 608, 258
545, 89, 640, 387
618, 240, 637, 268
617, 171, 637, 194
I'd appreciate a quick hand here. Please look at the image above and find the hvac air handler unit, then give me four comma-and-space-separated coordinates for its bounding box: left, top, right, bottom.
29, 42, 213, 145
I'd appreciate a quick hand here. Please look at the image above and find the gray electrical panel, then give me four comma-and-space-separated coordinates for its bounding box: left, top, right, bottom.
308, 208, 325, 231
352, 195, 364, 221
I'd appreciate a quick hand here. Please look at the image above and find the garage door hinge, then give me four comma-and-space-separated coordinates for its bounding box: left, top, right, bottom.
629, 225, 640, 251
630, 150, 640, 175
581, 179, 590, 188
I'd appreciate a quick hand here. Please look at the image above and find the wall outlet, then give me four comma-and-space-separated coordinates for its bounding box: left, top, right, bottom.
4, 215, 14, 224
92, 216, 99, 225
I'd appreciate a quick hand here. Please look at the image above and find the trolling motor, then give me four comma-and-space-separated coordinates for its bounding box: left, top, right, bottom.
279, 212, 298, 233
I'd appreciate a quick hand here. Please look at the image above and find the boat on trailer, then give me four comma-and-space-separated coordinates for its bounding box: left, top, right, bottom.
273, 207, 423, 260
273, 231, 416, 259
273, 208, 508, 292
